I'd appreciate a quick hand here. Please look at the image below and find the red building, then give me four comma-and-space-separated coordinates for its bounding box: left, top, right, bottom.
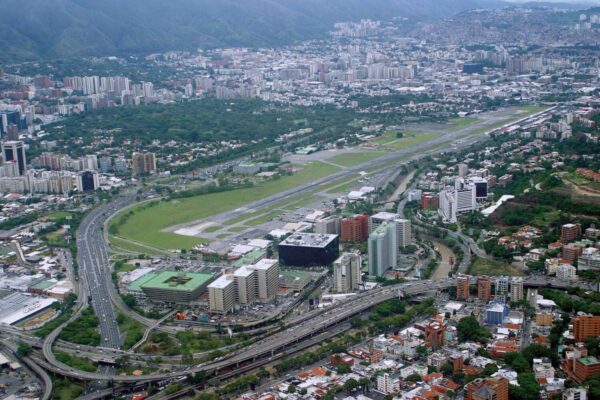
340, 215, 368, 243
466, 377, 509, 400
573, 315, 600, 342
456, 275, 470, 300
562, 245, 583, 262
424, 322, 445, 350
421, 193, 439, 210
477, 276, 492, 303
561, 223, 581, 243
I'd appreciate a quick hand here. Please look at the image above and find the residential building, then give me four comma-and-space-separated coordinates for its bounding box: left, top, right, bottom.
377, 372, 400, 395
131, 152, 156, 175
395, 218, 412, 248
314, 215, 341, 235
561, 223, 582, 243
340, 215, 368, 242
252, 259, 279, 302
495, 276, 509, 302
368, 222, 397, 276
557, 263, 577, 280
573, 315, 600, 342
510, 277, 524, 302
563, 388, 587, 400
333, 252, 362, 293
2, 140, 26, 175
466, 377, 509, 400
233, 265, 257, 306
456, 275, 470, 300
478, 275, 492, 303
208, 275, 236, 313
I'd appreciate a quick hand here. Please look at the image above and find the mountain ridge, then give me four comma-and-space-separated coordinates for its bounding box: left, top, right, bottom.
1, 0, 505, 63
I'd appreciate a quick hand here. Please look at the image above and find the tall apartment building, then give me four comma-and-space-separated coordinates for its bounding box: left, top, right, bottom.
340, 215, 368, 242
563, 388, 587, 400
208, 259, 279, 313
438, 178, 477, 223
314, 215, 341, 235
510, 277, 524, 302
456, 275, 470, 300
495, 276, 509, 302
207, 275, 236, 314
131, 152, 157, 175
573, 315, 600, 342
466, 377, 509, 400
561, 223, 582, 243
368, 222, 397, 276
252, 259, 279, 302
369, 212, 411, 249
333, 252, 362, 293
396, 218, 412, 248
477, 275, 492, 303
233, 266, 257, 306
2, 140, 26, 175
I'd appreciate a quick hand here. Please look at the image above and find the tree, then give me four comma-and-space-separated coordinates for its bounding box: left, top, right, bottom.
416, 345, 428, 358
287, 384, 296, 394
336, 363, 351, 374
16, 342, 32, 357
441, 363, 454, 375
457, 316, 491, 343
504, 352, 530, 373
405, 373, 422, 382
344, 378, 359, 392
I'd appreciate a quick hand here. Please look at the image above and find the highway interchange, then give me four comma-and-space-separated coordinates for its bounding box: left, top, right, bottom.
0, 104, 578, 396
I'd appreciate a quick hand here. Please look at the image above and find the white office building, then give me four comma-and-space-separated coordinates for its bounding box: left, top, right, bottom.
333, 252, 362, 293
208, 275, 236, 314
368, 222, 397, 276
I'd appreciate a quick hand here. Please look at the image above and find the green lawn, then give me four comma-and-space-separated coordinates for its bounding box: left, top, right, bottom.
282, 194, 325, 210
328, 152, 384, 167
384, 132, 441, 151
115, 262, 137, 273
55, 352, 98, 373
447, 117, 479, 129
468, 257, 525, 276
228, 226, 248, 233
109, 236, 167, 256
245, 210, 285, 226
203, 225, 223, 233
117, 312, 145, 350
44, 211, 73, 221
111, 161, 340, 250
325, 179, 361, 194
53, 379, 84, 400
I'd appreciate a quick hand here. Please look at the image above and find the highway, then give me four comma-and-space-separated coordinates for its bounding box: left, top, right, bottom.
26, 104, 562, 385
31, 275, 594, 383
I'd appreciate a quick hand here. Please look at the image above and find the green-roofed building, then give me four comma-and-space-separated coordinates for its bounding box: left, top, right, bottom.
140, 271, 214, 303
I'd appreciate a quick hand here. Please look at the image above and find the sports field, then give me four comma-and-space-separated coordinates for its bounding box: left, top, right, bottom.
110, 161, 339, 250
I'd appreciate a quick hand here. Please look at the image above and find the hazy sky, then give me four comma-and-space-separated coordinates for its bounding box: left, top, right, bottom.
505, 0, 600, 3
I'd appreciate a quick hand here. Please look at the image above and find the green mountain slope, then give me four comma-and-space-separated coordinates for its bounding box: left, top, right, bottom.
0, 0, 501, 62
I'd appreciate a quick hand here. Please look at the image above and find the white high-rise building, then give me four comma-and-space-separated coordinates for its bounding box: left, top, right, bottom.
251, 259, 279, 302
233, 266, 257, 306
438, 178, 477, 223
563, 388, 587, 400
208, 275, 236, 314
333, 252, 362, 293
315, 216, 341, 235
510, 277, 524, 302
395, 218, 412, 248
82, 76, 100, 95
495, 276, 509, 301
368, 222, 397, 276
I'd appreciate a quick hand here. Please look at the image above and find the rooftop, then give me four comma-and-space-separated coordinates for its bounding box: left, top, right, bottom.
280, 233, 338, 248
207, 275, 234, 289
140, 271, 214, 292
579, 356, 600, 366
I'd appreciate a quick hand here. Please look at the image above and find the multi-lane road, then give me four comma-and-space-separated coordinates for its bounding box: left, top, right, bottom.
17, 105, 564, 389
